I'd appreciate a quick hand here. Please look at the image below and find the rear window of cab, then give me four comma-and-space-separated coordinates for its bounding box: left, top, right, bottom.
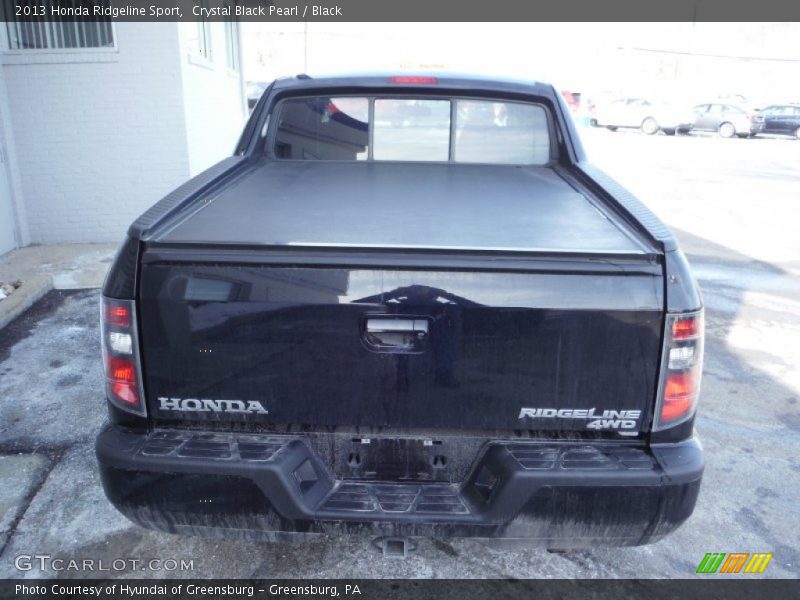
272, 96, 553, 165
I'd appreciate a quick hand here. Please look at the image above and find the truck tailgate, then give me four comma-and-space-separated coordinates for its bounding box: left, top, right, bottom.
138, 258, 663, 434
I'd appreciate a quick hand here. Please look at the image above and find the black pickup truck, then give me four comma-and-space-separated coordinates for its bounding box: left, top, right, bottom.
96, 74, 704, 550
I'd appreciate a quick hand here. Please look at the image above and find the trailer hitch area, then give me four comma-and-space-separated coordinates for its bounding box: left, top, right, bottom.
372, 536, 417, 559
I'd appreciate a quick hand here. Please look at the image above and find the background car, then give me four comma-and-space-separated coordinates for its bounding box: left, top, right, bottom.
593, 98, 694, 135
758, 104, 800, 138
692, 103, 764, 138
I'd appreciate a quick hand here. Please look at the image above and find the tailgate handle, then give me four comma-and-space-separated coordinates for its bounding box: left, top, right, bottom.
367, 318, 429, 334
363, 317, 429, 352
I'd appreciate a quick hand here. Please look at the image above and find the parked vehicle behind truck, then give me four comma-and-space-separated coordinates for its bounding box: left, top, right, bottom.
593, 97, 694, 135
692, 103, 764, 138
96, 74, 704, 552
758, 104, 800, 138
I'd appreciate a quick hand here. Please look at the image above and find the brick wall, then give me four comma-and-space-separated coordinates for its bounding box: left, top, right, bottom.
2, 22, 192, 244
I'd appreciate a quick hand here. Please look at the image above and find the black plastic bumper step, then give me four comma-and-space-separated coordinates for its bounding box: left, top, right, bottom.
320, 482, 471, 517
99, 427, 702, 527
97, 425, 704, 541
140, 430, 288, 462
505, 444, 658, 471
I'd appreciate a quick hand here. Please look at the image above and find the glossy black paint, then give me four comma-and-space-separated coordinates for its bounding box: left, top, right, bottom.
101, 236, 139, 300
664, 248, 703, 313
139, 263, 662, 433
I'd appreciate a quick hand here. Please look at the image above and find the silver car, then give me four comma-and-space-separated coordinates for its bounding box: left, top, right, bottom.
692, 103, 764, 138
593, 98, 694, 135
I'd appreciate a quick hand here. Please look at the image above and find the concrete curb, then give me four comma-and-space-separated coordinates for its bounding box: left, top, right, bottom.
0, 274, 53, 331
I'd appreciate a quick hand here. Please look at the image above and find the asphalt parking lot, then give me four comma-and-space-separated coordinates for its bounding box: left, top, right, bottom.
0, 128, 799, 579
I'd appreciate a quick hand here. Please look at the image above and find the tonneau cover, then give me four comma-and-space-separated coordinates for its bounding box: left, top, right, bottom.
151, 161, 651, 255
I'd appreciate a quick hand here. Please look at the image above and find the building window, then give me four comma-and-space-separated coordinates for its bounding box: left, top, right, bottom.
187, 1, 212, 61
2, 1, 114, 50
193, 21, 212, 60
224, 17, 239, 71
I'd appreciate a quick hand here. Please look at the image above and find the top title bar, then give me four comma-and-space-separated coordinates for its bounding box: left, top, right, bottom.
1, 0, 800, 22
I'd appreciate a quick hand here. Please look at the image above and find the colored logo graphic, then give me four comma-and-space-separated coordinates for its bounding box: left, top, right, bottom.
696, 552, 773, 574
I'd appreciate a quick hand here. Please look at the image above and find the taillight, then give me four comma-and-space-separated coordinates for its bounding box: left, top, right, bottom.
671, 315, 701, 341
103, 304, 130, 328
654, 310, 704, 430
101, 298, 146, 416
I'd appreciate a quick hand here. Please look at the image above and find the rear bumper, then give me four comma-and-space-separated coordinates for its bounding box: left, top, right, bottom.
743, 121, 764, 134
95, 425, 703, 547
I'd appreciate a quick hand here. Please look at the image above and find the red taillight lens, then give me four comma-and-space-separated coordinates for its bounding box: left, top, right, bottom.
111, 382, 139, 406
661, 371, 697, 422
106, 357, 139, 406
655, 310, 704, 430
672, 315, 702, 340
107, 356, 135, 383
104, 304, 130, 328
389, 75, 438, 85
101, 298, 145, 415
